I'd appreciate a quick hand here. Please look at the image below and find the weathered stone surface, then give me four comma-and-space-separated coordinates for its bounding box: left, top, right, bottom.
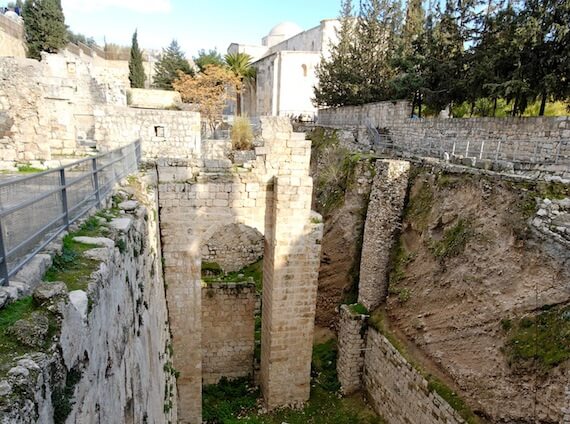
109, 217, 132, 232
0, 289, 9, 309
118, 200, 138, 211
68, 290, 88, 320
13, 254, 52, 290
33, 281, 67, 304
83, 247, 112, 262
0, 381, 12, 396
7, 311, 49, 348
358, 160, 410, 310
73, 236, 115, 249
8, 281, 30, 296
337, 305, 368, 395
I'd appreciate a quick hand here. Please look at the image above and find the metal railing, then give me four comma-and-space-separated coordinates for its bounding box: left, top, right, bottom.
0, 141, 141, 286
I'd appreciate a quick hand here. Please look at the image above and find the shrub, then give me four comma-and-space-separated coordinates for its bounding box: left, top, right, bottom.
230, 117, 253, 150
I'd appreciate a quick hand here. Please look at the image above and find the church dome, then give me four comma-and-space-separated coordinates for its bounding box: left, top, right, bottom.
268, 22, 303, 39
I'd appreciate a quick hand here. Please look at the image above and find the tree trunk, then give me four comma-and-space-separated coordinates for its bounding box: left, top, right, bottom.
236, 84, 242, 116
493, 97, 497, 117
539, 92, 547, 116
410, 92, 417, 118
470, 101, 475, 117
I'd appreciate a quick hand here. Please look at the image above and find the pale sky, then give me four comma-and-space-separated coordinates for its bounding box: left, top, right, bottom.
59, 0, 341, 58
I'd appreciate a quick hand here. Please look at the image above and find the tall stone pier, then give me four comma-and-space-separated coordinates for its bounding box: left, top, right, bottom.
260, 176, 322, 408
158, 117, 322, 422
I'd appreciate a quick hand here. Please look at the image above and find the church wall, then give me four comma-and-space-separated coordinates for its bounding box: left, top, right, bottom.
277, 52, 321, 117
255, 55, 276, 116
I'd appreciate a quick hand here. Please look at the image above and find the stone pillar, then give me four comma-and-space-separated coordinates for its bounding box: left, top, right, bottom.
358, 160, 410, 311
337, 304, 369, 395
260, 175, 323, 409
163, 248, 202, 424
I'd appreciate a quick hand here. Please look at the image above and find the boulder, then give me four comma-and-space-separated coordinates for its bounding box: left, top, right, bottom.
69, 290, 88, 320
118, 200, 139, 211
7, 311, 49, 348
33, 281, 67, 304
73, 236, 115, 249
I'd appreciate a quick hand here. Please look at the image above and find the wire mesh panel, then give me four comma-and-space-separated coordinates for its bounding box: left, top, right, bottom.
0, 141, 141, 286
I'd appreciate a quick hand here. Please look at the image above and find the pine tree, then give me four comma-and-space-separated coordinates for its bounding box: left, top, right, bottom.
22, 0, 67, 60
128, 30, 145, 88
194, 49, 225, 73
313, 0, 359, 107
153, 40, 193, 90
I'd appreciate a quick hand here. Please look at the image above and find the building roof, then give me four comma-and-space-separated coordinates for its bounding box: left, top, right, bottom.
267, 22, 302, 38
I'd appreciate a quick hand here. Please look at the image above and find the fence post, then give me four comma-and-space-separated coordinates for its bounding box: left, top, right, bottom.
92, 157, 101, 208
60, 168, 70, 229
0, 221, 9, 286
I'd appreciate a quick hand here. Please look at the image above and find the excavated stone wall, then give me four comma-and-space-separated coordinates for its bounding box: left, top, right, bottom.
0, 173, 176, 424
336, 305, 368, 396
358, 160, 410, 311
363, 328, 464, 424
201, 282, 256, 385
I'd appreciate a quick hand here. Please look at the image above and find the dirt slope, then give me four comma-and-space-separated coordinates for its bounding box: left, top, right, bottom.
387, 168, 570, 423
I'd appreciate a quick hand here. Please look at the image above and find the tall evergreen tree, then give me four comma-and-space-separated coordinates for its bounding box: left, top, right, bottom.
194, 49, 225, 73
128, 30, 145, 88
153, 40, 193, 90
22, 0, 67, 60
314, 0, 359, 107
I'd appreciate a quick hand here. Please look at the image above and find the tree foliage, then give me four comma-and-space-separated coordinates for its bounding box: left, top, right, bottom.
194, 49, 225, 72
22, 0, 67, 60
128, 30, 145, 88
225, 52, 256, 116
153, 40, 193, 90
315, 0, 570, 116
173, 65, 241, 130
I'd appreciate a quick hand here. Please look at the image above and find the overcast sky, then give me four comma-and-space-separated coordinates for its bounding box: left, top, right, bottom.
60, 0, 340, 58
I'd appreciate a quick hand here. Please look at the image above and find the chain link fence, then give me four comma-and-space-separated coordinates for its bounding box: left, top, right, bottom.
0, 141, 141, 286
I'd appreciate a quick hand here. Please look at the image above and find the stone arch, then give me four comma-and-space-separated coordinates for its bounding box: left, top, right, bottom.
201, 223, 264, 273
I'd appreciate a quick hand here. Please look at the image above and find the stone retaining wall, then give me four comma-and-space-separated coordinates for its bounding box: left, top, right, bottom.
201, 282, 256, 385
363, 328, 464, 424
318, 101, 570, 165
0, 14, 25, 57
358, 160, 410, 311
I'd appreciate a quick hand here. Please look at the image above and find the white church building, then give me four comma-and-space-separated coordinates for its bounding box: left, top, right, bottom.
228, 20, 339, 119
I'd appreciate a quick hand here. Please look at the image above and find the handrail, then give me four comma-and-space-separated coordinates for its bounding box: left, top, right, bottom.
0, 141, 141, 286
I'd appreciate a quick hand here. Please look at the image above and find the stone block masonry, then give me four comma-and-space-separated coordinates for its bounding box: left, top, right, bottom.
158, 117, 322, 422
260, 175, 323, 409
358, 160, 410, 311
202, 282, 256, 385
337, 304, 368, 395
318, 101, 570, 166
364, 328, 464, 424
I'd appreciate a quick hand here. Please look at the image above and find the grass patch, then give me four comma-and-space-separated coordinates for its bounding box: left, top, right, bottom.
405, 174, 434, 232
52, 368, 82, 424
503, 305, 570, 372
349, 303, 369, 315
202, 340, 384, 424
430, 219, 473, 259
17, 164, 44, 174
369, 309, 479, 423
0, 297, 59, 377
202, 259, 263, 293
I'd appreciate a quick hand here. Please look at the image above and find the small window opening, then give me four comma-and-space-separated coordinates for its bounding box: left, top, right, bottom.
154, 126, 165, 137
302, 64, 308, 77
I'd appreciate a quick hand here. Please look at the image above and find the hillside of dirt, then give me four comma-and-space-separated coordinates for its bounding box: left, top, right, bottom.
386, 166, 570, 423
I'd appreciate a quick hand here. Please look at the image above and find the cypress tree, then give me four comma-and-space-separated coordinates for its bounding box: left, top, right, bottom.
153, 40, 193, 90
22, 0, 67, 60
128, 30, 145, 88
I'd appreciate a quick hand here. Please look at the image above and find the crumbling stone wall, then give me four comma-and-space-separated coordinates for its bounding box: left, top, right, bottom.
202, 224, 264, 273
363, 328, 464, 424
358, 160, 410, 311
336, 305, 368, 395
201, 282, 256, 385
0, 14, 26, 58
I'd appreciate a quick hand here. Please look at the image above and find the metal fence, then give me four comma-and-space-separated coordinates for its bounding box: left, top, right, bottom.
0, 141, 141, 286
